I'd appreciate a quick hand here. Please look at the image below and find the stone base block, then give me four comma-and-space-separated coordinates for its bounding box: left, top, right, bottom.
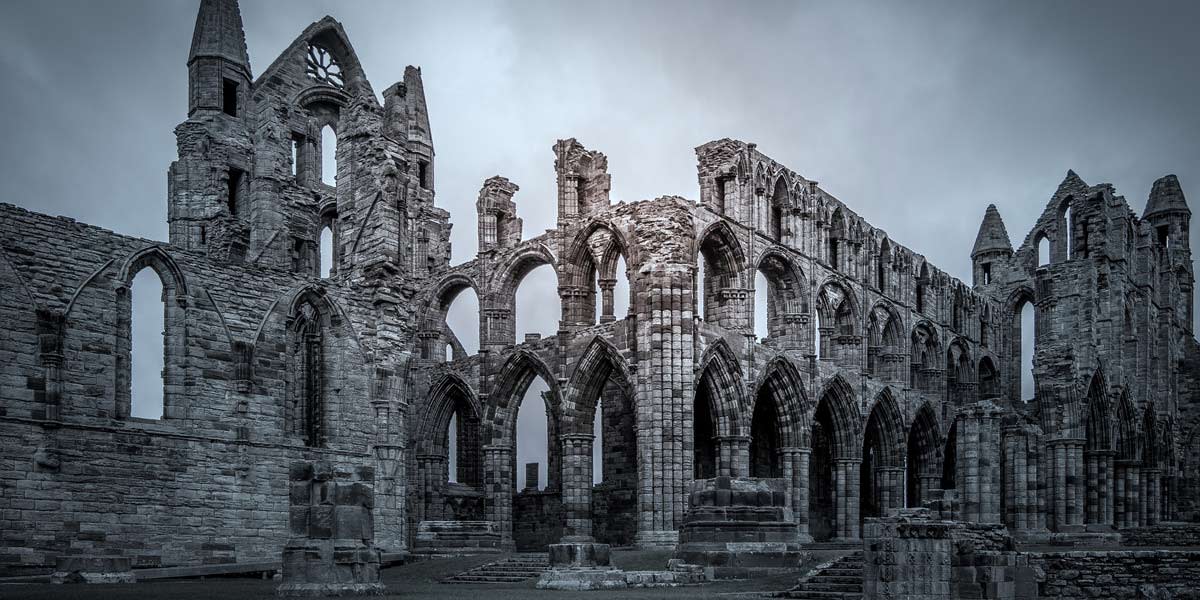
50, 556, 135, 584
276, 583, 387, 597
634, 529, 679, 549
278, 540, 383, 597
411, 520, 503, 556
548, 542, 611, 567
536, 567, 627, 591
672, 543, 807, 579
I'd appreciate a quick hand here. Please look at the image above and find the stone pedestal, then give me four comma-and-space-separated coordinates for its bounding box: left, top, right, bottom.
50, 556, 135, 584
411, 520, 502, 556
537, 541, 621, 590
276, 461, 385, 597
671, 477, 806, 579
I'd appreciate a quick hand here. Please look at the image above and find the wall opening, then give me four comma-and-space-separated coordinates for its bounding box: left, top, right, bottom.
222, 78, 238, 116
696, 254, 707, 320
319, 225, 333, 278
515, 376, 550, 491
814, 311, 822, 360
1158, 225, 1170, 249
291, 135, 301, 178
1038, 235, 1050, 266
754, 270, 769, 342
749, 389, 781, 477
1020, 301, 1035, 401
1064, 205, 1074, 260
130, 268, 165, 420
515, 264, 559, 341
592, 395, 603, 484
418, 160, 430, 190
227, 168, 244, 216
447, 413, 458, 483
693, 388, 716, 479
444, 286, 480, 357
321, 125, 337, 187
981, 263, 992, 285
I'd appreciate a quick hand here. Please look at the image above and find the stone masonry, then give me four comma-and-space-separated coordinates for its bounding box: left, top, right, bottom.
2, 1, 1200, 593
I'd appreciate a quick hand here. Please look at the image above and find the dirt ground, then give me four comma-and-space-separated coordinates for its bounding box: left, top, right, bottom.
0, 549, 840, 600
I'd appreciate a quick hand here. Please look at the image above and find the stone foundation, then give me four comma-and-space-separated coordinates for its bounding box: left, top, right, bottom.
49, 556, 135, 584
276, 461, 385, 598
671, 477, 806, 579
411, 520, 502, 556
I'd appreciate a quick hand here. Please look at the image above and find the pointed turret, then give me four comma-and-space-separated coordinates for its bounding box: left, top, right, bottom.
971, 204, 1013, 286
1144, 174, 1189, 218
187, 0, 251, 117
972, 204, 1013, 259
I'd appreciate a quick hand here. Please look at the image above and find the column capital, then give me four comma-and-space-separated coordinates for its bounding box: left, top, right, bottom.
560, 433, 595, 443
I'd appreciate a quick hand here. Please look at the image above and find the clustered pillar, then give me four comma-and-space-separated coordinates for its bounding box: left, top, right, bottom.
1001, 425, 1047, 534
483, 444, 515, 548
1084, 449, 1116, 528
779, 447, 811, 541
716, 435, 750, 477
560, 433, 595, 541
955, 400, 1003, 524
874, 466, 906, 515
1047, 437, 1085, 531
834, 458, 861, 541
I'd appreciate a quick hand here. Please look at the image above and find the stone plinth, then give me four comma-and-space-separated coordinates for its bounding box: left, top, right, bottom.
276, 461, 385, 597
549, 541, 611, 567
50, 556, 135, 584
411, 520, 502, 556
537, 540, 618, 590
671, 477, 806, 579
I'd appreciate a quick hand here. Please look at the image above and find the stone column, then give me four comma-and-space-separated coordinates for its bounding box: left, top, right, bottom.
955, 400, 1004, 524
483, 444, 515, 548
1084, 449, 1115, 529
834, 458, 862, 541
417, 453, 446, 521
373, 444, 405, 552
1145, 469, 1161, 525
779, 447, 811, 541
716, 435, 751, 477
598, 278, 616, 323
560, 433, 595, 541
876, 466, 907, 514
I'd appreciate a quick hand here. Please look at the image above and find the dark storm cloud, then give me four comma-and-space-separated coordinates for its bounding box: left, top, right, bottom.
2, 0, 1197, 467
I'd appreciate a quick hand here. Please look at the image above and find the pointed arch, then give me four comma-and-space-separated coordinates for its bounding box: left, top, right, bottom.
561, 221, 631, 327
867, 301, 903, 379
696, 339, 746, 438
421, 373, 483, 488
490, 242, 557, 300
755, 248, 809, 343
114, 245, 189, 420
562, 336, 634, 434
486, 348, 561, 447
813, 374, 860, 457
118, 245, 189, 298
910, 320, 940, 391
696, 220, 747, 327
907, 401, 943, 507
978, 355, 1000, 399
752, 356, 810, 448
862, 387, 906, 519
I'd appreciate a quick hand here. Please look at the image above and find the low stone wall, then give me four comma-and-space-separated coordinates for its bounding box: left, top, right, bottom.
1032, 550, 1200, 599
513, 490, 562, 551
1120, 522, 1200, 547
592, 483, 637, 547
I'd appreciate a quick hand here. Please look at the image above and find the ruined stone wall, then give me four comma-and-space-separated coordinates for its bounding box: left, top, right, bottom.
1033, 550, 1200, 599
0, 204, 399, 572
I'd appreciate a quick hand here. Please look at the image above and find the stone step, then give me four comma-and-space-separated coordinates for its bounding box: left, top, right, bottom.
441, 554, 551, 584
798, 581, 863, 593
443, 575, 534, 583
784, 592, 862, 599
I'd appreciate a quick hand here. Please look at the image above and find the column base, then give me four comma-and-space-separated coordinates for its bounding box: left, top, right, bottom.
634, 530, 679, 550
548, 542, 611, 568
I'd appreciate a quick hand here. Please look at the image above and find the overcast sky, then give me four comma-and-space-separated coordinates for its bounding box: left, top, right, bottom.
2, 1, 1197, 488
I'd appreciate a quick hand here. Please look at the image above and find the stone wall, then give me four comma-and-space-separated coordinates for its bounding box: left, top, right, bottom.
1120, 522, 1200, 547
512, 490, 562, 551
1033, 550, 1200, 599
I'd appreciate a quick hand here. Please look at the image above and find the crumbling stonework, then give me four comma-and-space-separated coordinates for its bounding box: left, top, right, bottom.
1, 0, 1199, 593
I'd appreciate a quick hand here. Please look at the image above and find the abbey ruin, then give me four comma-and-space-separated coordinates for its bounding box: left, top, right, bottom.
2, 1, 1199, 597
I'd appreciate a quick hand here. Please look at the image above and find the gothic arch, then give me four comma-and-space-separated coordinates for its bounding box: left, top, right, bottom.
695, 339, 746, 438
561, 221, 631, 326
489, 242, 557, 300
420, 374, 483, 489
978, 355, 1000, 399
861, 388, 906, 518
118, 245, 189, 298
816, 280, 859, 339
755, 248, 809, 341
114, 245, 189, 420
751, 356, 810, 448
485, 349, 561, 447
813, 374, 860, 457
561, 336, 634, 435
906, 401, 943, 507
417, 271, 481, 360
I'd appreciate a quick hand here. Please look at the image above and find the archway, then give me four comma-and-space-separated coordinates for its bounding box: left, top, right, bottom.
416, 376, 483, 523
906, 403, 942, 507
809, 377, 858, 541
861, 391, 905, 521
695, 341, 745, 479
755, 251, 808, 348
697, 222, 747, 330
129, 268, 165, 420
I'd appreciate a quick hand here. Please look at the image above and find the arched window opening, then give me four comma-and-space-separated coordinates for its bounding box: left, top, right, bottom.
693, 385, 717, 479
749, 392, 781, 478
515, 376, 551, 491
290, 300, 328, 448
1037, 235, 1050, 267
613, 256, 630, 320
979, 357, 999, 399
445, 287, 480, 357
226, 168, 245, 216
877, 240, 891, 292
291, 135, 300, 178
754, 270, 769, 342
447, 413, 458, 483
814, 311, 822, 360
444, 344, 453, 362
130, 268, 165, 420
941, 420, 958, 490
321, 125, 337, 187
696, 254, 707, 320
515, 264, 559, 342
592, 394, 603, 484
1064, 204, 1074, 260
1020, 302, 1035, 401
319, 225, 333, 278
